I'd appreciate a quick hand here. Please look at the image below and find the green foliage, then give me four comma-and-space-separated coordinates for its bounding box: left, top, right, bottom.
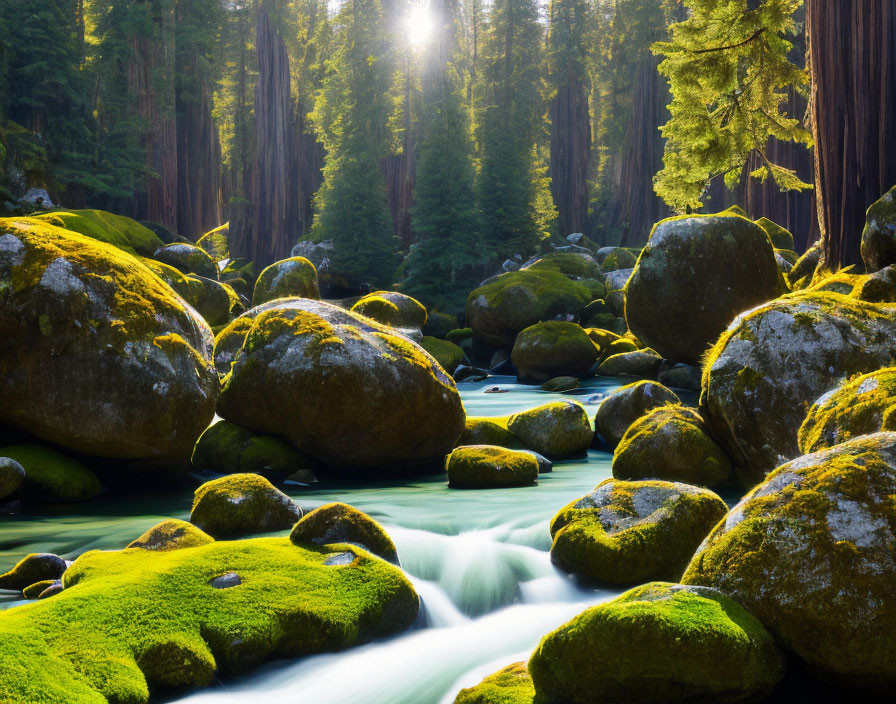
653, 0, 812, 212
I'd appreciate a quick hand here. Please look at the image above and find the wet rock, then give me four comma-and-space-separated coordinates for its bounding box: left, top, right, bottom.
0, 553, 67, 591
446, 446, 539, 489
507, 401, 593, 459
209, 572, 241, 589
540, 376, 579, 392
190, 474, 301, 539
594, 380, 680, 449
290, 502, 399, 563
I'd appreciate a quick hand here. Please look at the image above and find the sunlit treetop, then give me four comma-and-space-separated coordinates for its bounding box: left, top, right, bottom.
652, 0, 812, 213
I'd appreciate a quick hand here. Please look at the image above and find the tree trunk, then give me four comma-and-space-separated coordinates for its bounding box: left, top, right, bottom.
549, 61, 590, 237
808, 0, 896, 268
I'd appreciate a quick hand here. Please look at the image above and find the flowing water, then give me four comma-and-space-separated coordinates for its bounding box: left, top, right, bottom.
0, 376, 643, 704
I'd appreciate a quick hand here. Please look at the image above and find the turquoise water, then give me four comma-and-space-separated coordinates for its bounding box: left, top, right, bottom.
0, 376, 628, 703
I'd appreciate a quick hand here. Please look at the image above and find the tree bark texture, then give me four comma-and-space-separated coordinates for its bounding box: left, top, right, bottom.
549, 62, 591, 237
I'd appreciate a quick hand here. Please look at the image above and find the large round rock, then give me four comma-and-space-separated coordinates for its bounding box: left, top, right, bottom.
217, 299, 465, 472
683, 433, 896, 691
252, 257, 320, 306
0, 219, 218, 468
861, 185, 896, 272
624, 214, 783, 364
594, 380, 680, 448
511, 321, 598, 383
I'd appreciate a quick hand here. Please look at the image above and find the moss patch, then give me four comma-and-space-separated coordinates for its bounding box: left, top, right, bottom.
454, 662, 535, 704
511, 321, 599, 384
192, 420, 312, 479
127, 519, 214, 552
190, 474, 301, 538
420, 336, 467, 375
252, 257, 320, 306
594, 380, 680, 448
507, 401, 593, 458
446, 445, 539, 489
456, 417, 520, 448
351, 291, 428, 330
0, 444, 101, 502
290, 502, 399, 564
29, 210, 164, 257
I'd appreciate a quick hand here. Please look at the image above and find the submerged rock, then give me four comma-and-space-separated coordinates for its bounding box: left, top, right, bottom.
0, 553, 67, 591
683, 433, 896, 691
511, 321, 598, 383
127, 519, 215, 552
252, 257, 320, 306
446, 445, 539, 489
190, 474, 301, 538
528, 582, 784, 704
507, 401, 593, 459
290, 502, 399, 563
550, 479, 727, 584
594, 380, 680, 449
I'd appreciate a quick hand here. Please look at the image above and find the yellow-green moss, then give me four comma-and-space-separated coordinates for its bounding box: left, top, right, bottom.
22, 579, 58, 599
197, 223, 230, 260
420, 336, 467, 374
290, 502, 399, 563
213, 315, 256, 375
190, 474, 301, 538
0, 537, 419, 703
30, 210, 164, 257
351, 291, 428, 330
594, 380, 680, 448
507, 401, 593, 458
599, 247, 637, 272
510, 321, 599, 383
192, 420, 312, 479
252, 257, 320, 306
0, 553, 67, 591
456, 417, 520, 448
454, 662, 535, 704
755, 217, 794, 250
523, 251, 603, 279
0, 444, 101, 502
446, 445, 539, 489
127, 519, 215, 552
584, 327, 620, 353
152, 243, 218, 279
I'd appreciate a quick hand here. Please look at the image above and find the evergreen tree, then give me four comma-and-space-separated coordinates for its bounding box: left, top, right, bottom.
310, 0, 401, 288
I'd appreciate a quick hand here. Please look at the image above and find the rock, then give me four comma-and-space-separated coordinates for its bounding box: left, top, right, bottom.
0, 457, 24, 499
529, 582, 784, 704
31, 209, 164, 257
289, 502, 399, 563
456, 418, 519, 448
423, 310, 458, 338
507, 401, 593, 458
599, 337, 637, 360
852, 264, 896, 302
585, 327, 620, 351
446, 446, 539, 489
454, 365, 489, 383
22, 579, 60, 599
209, 572, 241, 589
597, 247, 637, 271
861, 185, 896, 271
603, 267, 632, 292
798, 367, 896, 454
466, 270, 592, 348
252, 257, 320, 306
511, 322, 598, 384
0, 553, 67, 591
521, 251, 603, 280
594, 380, 680, 449
19, 188, 53, 209
216, 299, 465, 473
213, 315, 255, 375
775, 250, 794, 275
787, 240, 823, 287
420, 336, 467, 375
139, 220, 181, 245
351, 291, 427, 331
613, 405, 732, 488
625, 214, 784, 364
190, 474, 302, 539
127, 519, 214, 552
152, 242, 219, 279
540, 376, 579, 392
701, 291, 896, 486
522, 450, 553, 473
0, 219, 219, 473
189, 274, 234, 327
284, 468, 318, 486
0, 536, 418, 701
37, 582, 63, 599
657, 361, 701, 391
191, 420, 312, 480
0, 444, 102, 502
605, 289, 624, 316
454, 662, 535, 704
683, 433, 896, 690
550, 479, 728, 584
755, 216, 795, 250
597, 349, 662, 378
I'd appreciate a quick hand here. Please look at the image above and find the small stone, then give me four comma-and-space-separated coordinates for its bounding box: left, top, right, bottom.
324, 552, 355, 566
209, 572, 242, 589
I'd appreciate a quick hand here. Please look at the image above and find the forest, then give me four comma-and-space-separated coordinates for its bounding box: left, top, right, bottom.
2, 1, 896, 704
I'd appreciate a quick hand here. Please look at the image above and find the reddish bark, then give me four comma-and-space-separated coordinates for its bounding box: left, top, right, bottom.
549, 62, 590, 237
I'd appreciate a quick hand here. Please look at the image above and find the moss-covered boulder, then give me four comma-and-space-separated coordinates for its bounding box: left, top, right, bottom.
29, 210, 164, 257
457, 417, 520, 448
446, 445, 539, 489
0, 219, 219, 473
190, 474, 302, 538
594, 380, 680, 449
604, 267, 633, 293
192, 420, 312, 480
701, 291, 896, 486
861, 185, 896, 271
507, 401, 593, 458
540, 376, 578, 392
420, 336, 467, 375
466, 270, 592, 348
597, 349, 661, 378
852, 264, 896, 303
217, 299, 465, 473
152, 242, 218, 279
0, 457, 24, 499
522, 251, 603, 280
0, 537, 418, 703
22, 579, 60, 600
657, 362, 702, 392
252, 257, 320, 306
423, 310, 458, 338
213, 314, 254, 375
787, 240, 822, 287
290, 502, 398, 563
351, 291, 428, 331
454, 662, 535, 704
510, 321, 598, 384
683, 432, 896, 691
127, 519, 215, 552
613, 406, 732, 488
597, 246, 637, 272
0, 553, 67, 591
189, 274, 235, 326
624, 214, 783, 364
529, 582, 784, 704
550, 479, 727, 585
755, 216, 794, 250
0, 444, 102, 501
798, 368, 896, 454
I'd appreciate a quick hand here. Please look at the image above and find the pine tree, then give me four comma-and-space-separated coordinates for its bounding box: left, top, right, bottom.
310, 0, 401, 288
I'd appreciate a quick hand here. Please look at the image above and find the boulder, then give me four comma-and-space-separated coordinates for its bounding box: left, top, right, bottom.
30, 210, 164, 257
597, 349, 662, 378
190, 474, 302, 539
550, 479, 728, 584
216, 299, 465, 473
852, 264, 896, 303
290, 502, 399, 563
701, 291, 896, 486
456, 417, 520, 448
466, 270, 591, 348
454, 662, 535, 704
861, 185, 896, 271
420, 336, 467, 375
613, 405, 732, 489
657, 362, 701, 392
22, 580, 60, 600
540, 376, 579, 392
0, 219, 219, 473
423, 310, 458, 338
351, 291, 427, 331
755, 216, 794, 250
446, 446, 539, 489
521, 251, 603, 280
0, 444, 101, 502
594, 380, 680, 449
213, 315, 255, 375
0, 553, 67, 591
191, 420, 312, 480
189, 275, 234, 327
511, 321, 598, 384
127, 519, 214, 552
19, 188, 53, 210
152, 242, 218, 279
597, 247, 637, 271
252, 257, 320, 306
787, 240, 822, 287
604, 267, 632, 292
196, 224, 229, 260
0, 537, 418, 702
507, 401, 593, 458
0, 457, 24, 500
683, 433, 896, 691
625, 214, 784, 364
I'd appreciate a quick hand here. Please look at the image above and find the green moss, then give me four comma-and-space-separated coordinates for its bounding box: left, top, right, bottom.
601, 337, 637, 360
456, 417, 520, 448
290, 502, 398, 563
351, 291, 428, 330
0, 444, 101, 502
529, 582, 784, 704
29, 210, 164, 257
0, 537, 418, 703
152, 243, 218, 279
22, 579, 58, 599
0, 553, 67, 591
507, 401, 593, 458
584, 327, 620, 353
446, 327, 473, 344
422, 310, 458, 338
808, 268, 865, 296
524, 251, 603, 279
420, 336, 467, 374
511, 321, 599, 383
454, 662, 535, 704
197, 223, 230, 261
446, 445, 539, 489
596, 349, 662, 379
190, 474, 301, 538
192, 420, 311, 479
550, 479, 727, 584
594, 380, 680, 448
252, 257, 320, 306
599, 247, 637, 271
755, 217, 794, 250
127, 519, 215, 552
213, 315, 256, 375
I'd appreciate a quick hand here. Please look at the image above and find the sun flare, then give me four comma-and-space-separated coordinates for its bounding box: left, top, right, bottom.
405, 3, 434, 48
